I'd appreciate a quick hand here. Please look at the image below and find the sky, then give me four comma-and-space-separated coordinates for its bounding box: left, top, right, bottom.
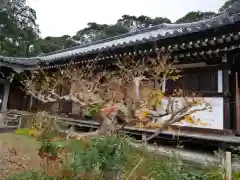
27, 0, 227, 38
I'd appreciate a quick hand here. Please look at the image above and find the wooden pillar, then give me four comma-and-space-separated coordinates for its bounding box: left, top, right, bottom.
29, 96, 33, 111
235, 72, 240, 132
1, 81, 10, 113
222, 55, 231, 130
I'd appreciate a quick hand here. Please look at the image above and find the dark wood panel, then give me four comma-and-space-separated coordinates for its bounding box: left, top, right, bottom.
7, 84, 28, 111
165, 67, 219, 96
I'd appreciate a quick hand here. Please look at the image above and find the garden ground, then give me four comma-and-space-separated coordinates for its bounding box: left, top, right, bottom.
0, 133, 40, 179
1, 131, 240, 179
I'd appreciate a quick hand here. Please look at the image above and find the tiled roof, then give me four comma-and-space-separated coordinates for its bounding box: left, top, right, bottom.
1, 11, 240, 68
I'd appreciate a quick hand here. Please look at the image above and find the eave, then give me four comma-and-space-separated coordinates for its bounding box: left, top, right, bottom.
0, 12, 240, 71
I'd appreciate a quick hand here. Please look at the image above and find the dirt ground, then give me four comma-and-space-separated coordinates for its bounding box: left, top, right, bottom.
0, 133, 41, 179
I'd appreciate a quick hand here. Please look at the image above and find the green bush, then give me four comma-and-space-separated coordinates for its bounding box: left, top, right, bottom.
8, 135, 232, 180
86, 103, 101, 117
66, 135, 130, 177
8, 171, 47, 180
15, 128, 30, 136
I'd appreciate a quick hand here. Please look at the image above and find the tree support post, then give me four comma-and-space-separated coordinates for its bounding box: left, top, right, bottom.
225, 151, 232, 180
142, 133, 147, 147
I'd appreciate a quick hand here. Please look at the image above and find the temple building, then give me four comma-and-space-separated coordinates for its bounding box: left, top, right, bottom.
1, 2, 240, 136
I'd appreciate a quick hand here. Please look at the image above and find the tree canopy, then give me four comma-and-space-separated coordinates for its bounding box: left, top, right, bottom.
175, 11, 217, 23
219, 0, 237, 13
0, 0, 237, 57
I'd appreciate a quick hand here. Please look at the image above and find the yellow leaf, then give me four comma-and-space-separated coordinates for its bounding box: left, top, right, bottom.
199, 122, 208, 127
135, 123, 145, 128
183, 115, 194, 124
28, 128, 37, 137
147, 123, 163, 129
168, 126, 174, 132
139, 111, 148, 121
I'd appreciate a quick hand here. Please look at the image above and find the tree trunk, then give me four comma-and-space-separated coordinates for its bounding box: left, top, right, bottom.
66, 117, 117, 139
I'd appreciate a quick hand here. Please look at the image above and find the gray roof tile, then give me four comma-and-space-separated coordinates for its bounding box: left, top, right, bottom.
0, 12, 240, 68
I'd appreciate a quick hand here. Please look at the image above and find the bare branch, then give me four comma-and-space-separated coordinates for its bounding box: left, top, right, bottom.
21, 49, 211, 143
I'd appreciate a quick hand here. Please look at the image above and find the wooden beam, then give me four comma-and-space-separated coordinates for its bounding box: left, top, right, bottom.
172, 62, 220, 69
217, 38, 224, 44
187, 42, 193, 49
222, 54, 227, 63
199, 51, 207, 60
180, 43, 186, 50
233, 34, 239, 41
209, 37, 216, 46
226, 36, 232, 43
194, 41, 200, 48
200, 41, 207, 47
173, 44, 179, 51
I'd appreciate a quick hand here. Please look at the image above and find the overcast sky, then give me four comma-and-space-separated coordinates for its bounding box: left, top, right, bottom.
27, 0, 227, 38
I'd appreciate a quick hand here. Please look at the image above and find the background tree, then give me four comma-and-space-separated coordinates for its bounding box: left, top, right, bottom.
0, 0, 237, 57
0, 0, 39, 57
117, 15, 171, 31
73, 23, 129, 43
175, 11, 217, 23
73, 22, 109, 43
103, 24, 129, 38
219, 0, 237, 13
32, 35, 77, 55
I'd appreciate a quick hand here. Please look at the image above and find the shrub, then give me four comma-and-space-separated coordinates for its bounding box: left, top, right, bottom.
9, 134, 231, 180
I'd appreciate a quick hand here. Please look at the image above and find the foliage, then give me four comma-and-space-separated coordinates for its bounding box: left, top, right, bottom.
64, 136, 130, 177
176, 11, 217, 23
8, 171, 46, 180
0, 0, 39, 57
16, 111, 63, 140
15, 128, 30, 136
38, 141, 59, 160
1, 1, 236, 57
9, 114, 237, 179
116, 15, 171, 31
3, 1, 240, 179
219, 0, 238, 13
86, 103, 101, 117
233, 171, 240, 179
8, 133, 230, 180
32, 35, 77, 55
32, 112, 61, 140
21, 51, 212, 143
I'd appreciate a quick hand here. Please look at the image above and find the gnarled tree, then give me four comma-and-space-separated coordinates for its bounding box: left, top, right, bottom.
21, 50, 211, 142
